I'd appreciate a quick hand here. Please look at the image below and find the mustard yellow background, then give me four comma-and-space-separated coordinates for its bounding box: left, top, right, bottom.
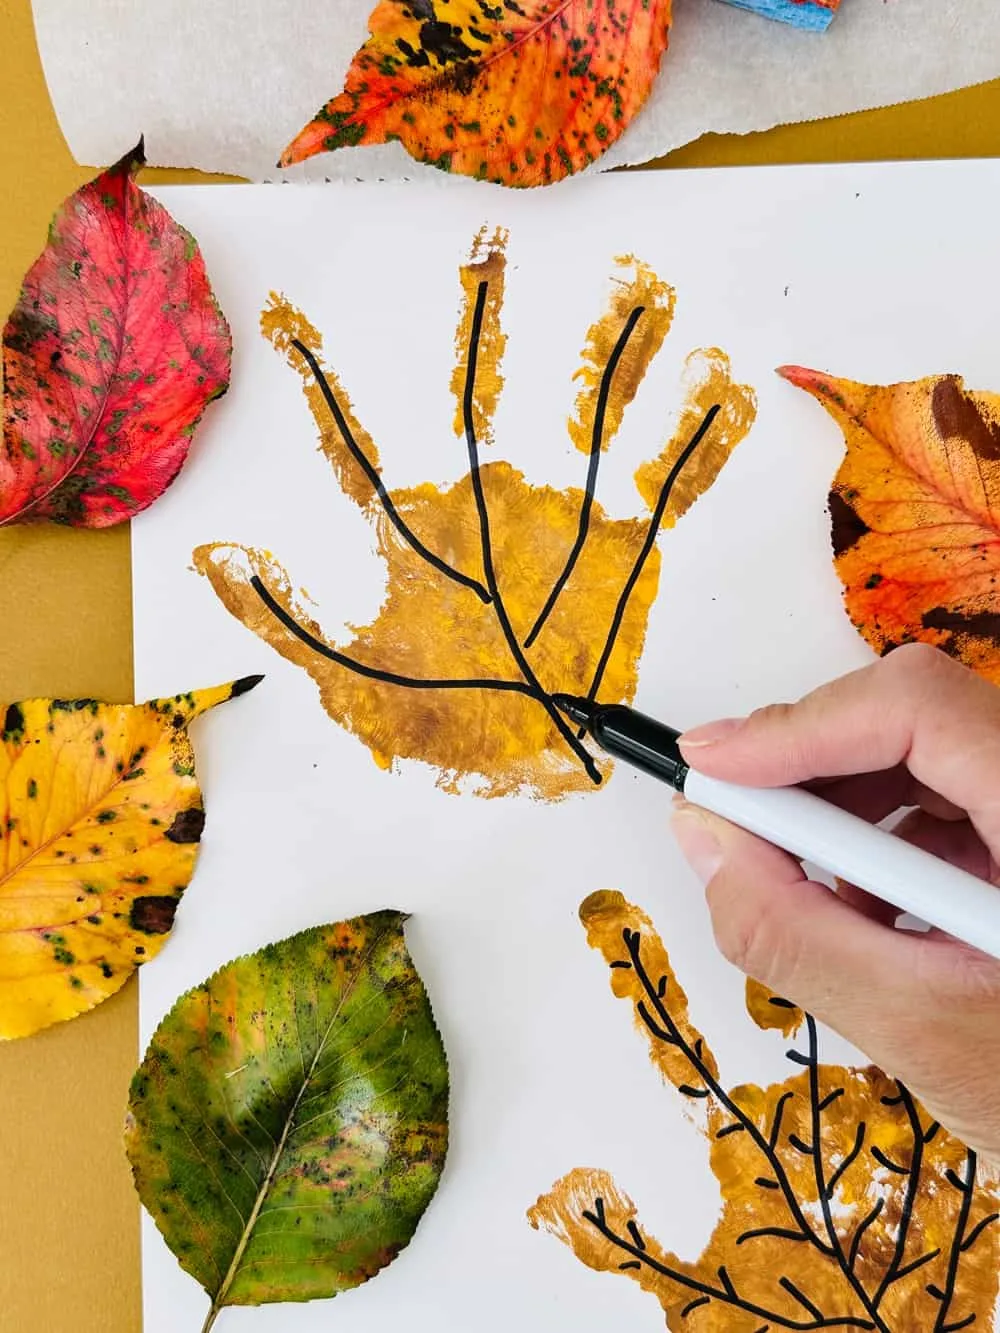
0, 0, 998, 1326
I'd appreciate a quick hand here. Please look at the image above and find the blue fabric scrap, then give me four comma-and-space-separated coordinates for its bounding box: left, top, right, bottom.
715, 0, 837, 31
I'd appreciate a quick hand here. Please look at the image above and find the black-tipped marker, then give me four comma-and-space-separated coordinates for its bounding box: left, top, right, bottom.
552, 694, 690, 789
553, 693, 1000, 961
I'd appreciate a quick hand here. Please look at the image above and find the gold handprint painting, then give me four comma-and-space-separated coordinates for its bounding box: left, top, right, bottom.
531, 894, 1000, 1332
193, 230, 755, 799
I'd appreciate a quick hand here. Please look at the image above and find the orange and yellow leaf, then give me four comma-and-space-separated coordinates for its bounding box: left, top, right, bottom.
780, 366, 1000, 681
280, 0, 673, 187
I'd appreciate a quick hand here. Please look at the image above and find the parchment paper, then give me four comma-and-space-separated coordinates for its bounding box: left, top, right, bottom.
31, 0, 1000, 181
31, 0, 1000, 182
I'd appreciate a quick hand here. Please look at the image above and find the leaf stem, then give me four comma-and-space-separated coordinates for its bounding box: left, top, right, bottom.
290, 338, 491, 605
199, 1306, 221, 1333
524, 305, 645, 648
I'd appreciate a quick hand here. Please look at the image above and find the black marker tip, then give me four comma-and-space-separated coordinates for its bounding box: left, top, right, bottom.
551, 694, 594, 728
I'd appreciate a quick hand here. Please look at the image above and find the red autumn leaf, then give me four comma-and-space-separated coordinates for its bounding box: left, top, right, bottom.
1, 140, 231, 528
280, 0, 673, 187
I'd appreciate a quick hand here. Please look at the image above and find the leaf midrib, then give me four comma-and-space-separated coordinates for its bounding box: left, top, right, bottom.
0, 732, 146, 898
200, 921, 392, 1329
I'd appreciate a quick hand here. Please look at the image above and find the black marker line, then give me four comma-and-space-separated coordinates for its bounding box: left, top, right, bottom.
873, 1083, 922, 1309
580, 403, 721, 735
290, 338, 491, 605
249, 575, 533, 696
622, 927, 833, 1260
805, 1016, 891, 1333
579, 1207, 873, 1331
461, 280, 602, 786
933, 1152, 977, 1333
825, 1122, 866, 1200
524, 305, 645, 649
780, 1277, 824, 1323
961, 1213, 1000, 1254
848, 1198, 884, 1273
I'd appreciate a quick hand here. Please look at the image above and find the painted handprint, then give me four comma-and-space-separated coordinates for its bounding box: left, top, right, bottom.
195, 232, 755, 799
531, 892, 1000, 1331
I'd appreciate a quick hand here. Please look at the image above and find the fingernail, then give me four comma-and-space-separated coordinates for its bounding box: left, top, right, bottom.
671, 806, 724, 883
680, 717, 745, 749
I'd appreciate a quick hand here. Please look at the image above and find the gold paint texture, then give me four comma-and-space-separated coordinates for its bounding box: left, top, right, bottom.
635, 349, 757, 524
198, 234, 755, 799
261, 295, 383, 511
531, 892, 1000, 1331
745, 977, 804, 1037
568, 257, 676, 456
450, 226, 509, 446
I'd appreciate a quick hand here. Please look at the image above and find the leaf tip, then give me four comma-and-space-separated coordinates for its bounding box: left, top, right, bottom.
230, 674, 265, 700
776, 363, 817, 389
112, 136, 147, 179
777, 363, 845, 403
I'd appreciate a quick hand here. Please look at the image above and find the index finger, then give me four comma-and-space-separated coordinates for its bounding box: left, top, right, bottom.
680, 644, 1000, 850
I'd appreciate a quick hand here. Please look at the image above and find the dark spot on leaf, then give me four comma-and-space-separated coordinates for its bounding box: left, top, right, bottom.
922, 606, 1000, 652
932, 377, 1000, 461
164, 807, 205, 844
3, 703, 24, 739
129, 896, 178, 935
829, 490, 868, 558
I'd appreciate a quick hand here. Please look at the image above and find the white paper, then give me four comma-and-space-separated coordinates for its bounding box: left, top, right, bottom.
133, 163, 1000, 1330
33, 0, 1000, 184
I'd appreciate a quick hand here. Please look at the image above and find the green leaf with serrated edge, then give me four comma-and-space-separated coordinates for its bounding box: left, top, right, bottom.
124, 912, 448, 1331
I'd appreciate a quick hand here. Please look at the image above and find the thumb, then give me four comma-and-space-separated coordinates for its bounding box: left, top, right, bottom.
671, 802, 918, 1053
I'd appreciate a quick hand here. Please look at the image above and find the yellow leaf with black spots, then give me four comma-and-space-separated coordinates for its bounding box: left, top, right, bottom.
0, 676, 262, 1039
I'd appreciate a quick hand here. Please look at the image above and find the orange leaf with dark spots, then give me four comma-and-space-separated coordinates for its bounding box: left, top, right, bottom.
280, 0, 673, 187
780, 366, 1000, 681
1, 141, 231, 528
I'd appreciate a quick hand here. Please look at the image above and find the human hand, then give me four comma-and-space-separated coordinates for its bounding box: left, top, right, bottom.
671, 643, 1000, 1165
